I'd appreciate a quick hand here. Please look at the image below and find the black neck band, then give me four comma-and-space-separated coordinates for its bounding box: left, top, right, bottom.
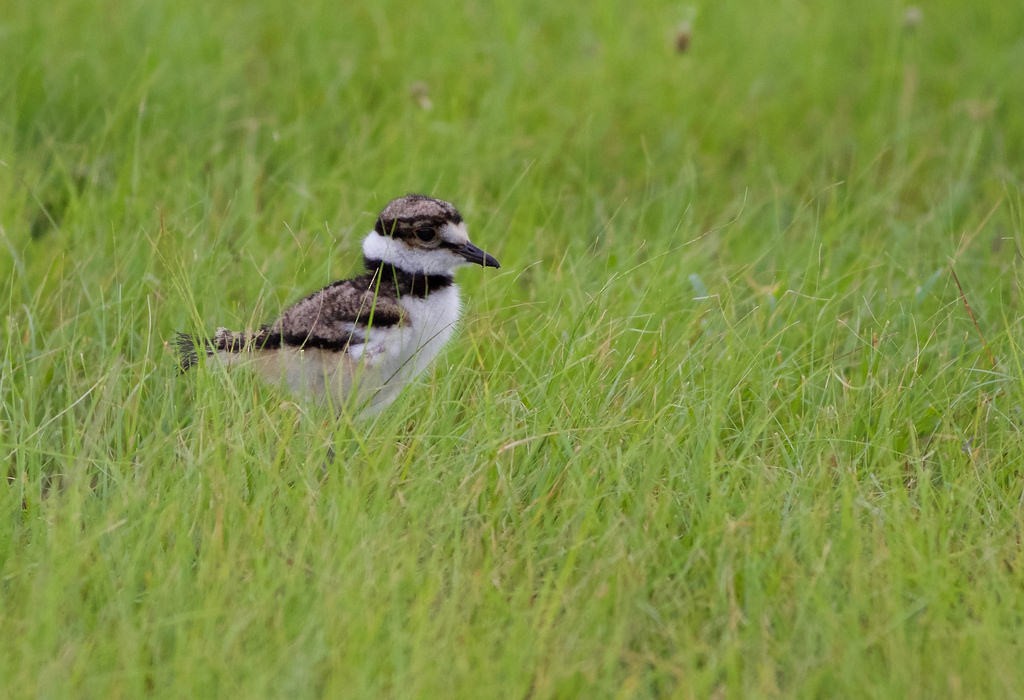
364, 258, 454, 298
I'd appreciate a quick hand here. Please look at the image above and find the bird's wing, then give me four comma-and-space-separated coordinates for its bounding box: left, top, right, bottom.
270, 276, 405, 351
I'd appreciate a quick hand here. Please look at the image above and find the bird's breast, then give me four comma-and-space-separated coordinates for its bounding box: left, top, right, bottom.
395, 285, 462, 377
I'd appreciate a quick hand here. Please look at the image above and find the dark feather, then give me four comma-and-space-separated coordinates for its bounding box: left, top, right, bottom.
175, 332, 203, 373
270, 272, 406, 351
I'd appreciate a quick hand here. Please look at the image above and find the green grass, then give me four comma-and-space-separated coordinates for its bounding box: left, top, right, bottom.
2, 0, 1024, 696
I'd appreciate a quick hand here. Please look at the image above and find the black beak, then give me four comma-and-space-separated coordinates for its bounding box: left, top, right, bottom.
457, 241, 501, 268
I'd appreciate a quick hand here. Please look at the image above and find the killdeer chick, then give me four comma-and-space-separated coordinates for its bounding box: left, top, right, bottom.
177, 194, 500, 416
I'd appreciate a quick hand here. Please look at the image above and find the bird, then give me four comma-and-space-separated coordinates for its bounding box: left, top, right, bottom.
176, 194, 500, 416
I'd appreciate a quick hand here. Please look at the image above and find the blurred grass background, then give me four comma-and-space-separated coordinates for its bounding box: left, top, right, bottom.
2, 0, 1023, 697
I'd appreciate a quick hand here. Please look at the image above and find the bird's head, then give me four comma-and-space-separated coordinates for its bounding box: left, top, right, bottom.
362, 194, 500, 276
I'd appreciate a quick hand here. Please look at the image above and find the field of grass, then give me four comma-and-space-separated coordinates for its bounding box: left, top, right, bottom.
2, 0, 1023, 696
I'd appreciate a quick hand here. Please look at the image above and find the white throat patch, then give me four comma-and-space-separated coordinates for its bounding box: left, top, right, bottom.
362, 230, 469, 276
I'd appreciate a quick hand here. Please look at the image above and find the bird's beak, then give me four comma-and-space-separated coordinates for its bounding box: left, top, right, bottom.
457, 241, 501, 268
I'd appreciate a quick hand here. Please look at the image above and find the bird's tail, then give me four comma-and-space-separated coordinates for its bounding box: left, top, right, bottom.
175, 327, 277, 372
175, 332, 205, 372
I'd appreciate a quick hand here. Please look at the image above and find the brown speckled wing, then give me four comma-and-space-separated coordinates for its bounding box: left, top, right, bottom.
271, 274, 405, 351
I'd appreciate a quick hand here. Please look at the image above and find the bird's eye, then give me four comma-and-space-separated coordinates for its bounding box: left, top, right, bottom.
414, 227, 437, 242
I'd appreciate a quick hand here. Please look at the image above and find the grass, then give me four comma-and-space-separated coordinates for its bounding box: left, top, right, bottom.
2, 0, 1023, 696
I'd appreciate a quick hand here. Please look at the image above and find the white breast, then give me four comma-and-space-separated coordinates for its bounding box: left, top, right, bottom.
344, 284, 462, 413
394, 284, 462, 380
